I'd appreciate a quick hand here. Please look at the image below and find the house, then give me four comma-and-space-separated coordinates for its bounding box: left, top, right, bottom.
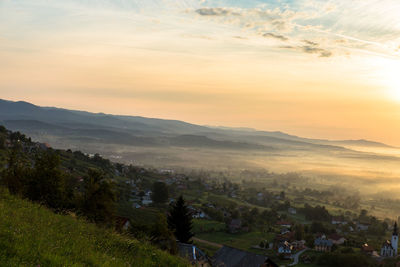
229, 219, 242, 233
280, 228, 290, 235
39, 143, 51, 150
276, 221, 292, 228
291, 240, 306, 250
192, 211, 207, 219
178, 243, 211, 267
314, 237, 333, 252
381, 222, 398, 257
212, 246, 278, 267
115, 217, 130, 231
288, 207, 297, 215
142, 196, 153, 206
331, 216, 347, 225
361, 243, 375, 255
278, 241, 292, 258
357, 222, 371, 231
328, 233, 346, 245
275, 231, 295, 243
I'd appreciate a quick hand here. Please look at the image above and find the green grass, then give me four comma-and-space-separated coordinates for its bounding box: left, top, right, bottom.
197, 231, 275, 252
0, 189, 188, 267
192, 219, 226, 234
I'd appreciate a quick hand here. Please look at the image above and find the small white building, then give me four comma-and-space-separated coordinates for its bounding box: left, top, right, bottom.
288, 207, 297, 215
381, 223, 398, 257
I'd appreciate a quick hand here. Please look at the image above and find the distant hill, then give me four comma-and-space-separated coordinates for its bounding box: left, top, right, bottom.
0, 189, 187, 267
1, 98, 395, 170
1, 99, 391, 149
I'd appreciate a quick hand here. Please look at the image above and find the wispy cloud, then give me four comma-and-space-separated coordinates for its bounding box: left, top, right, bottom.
263, 32, 288, 41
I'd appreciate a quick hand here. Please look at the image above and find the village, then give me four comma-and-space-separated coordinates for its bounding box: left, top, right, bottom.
115, 163, 400, 266
2, 128, 400, 266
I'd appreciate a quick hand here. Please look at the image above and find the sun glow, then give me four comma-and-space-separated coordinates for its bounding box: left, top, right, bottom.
378, 58, 400, 101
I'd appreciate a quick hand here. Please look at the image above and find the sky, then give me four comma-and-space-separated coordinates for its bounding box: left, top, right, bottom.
1, 0, 400, 144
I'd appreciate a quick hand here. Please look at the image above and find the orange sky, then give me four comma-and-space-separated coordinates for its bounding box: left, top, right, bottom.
1, 0, 400, 145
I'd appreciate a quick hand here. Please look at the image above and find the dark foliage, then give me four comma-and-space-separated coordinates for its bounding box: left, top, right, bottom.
79, 169, 116, 224
168, 196, 194, 243
152, 181, 169, 204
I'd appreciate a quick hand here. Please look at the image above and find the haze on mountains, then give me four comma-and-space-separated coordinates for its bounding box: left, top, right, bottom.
2, 98, 400, 196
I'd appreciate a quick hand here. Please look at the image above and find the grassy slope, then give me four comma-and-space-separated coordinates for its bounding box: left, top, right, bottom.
0, 189, 188, 267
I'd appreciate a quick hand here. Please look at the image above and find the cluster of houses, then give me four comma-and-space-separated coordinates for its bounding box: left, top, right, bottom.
273, 214, 400, 263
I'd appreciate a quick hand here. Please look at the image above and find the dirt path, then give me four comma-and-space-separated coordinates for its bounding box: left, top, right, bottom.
192, 237, 223, 248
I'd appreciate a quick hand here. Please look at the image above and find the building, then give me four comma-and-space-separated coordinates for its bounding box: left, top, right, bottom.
178, 243, 210, 267
115, 217, 130, 231
288, 207, 297, 215
331, 216, 347, 225
362, 243, 375, 255
381, 222, 398, 257
276, 221, 292, 228
314, 237, 333, 252
228, 219, 242, 233
291, 240, 306, 250
278, 241, 292, 259
212, 246, 278, 267
357, 222, 371, 231
328, 233, 346, 245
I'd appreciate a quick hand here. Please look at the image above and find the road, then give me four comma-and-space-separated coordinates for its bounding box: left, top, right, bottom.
288, 248, 309, 266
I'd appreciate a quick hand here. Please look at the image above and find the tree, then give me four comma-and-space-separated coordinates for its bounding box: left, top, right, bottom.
80, 169, 116, 224
0, 134, 5, 149
150, 213, 177, 254
26, 150, 66, 209
294, 224, 305, 241
2, 147, 30, 195
168, 196, 193, 243
152, 181, 169, 204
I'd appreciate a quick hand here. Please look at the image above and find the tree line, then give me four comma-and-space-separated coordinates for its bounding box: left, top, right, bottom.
0, 127, 194, 256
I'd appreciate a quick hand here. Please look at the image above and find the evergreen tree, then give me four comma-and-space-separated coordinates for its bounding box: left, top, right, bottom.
167, 196, 193, 243
152, 181, 169, 204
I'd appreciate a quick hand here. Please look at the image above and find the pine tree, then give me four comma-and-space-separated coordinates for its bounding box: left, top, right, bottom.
167, 196, 193, 243
152, 181, 169, 204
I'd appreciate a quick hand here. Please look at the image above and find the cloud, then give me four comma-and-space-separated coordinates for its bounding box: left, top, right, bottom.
301, 46, 333, 57
302, 40, 318, 46
263, 32, 288, 41
232, 36, 247, 40
195, 7, 238, 16
281, 45, 333, 57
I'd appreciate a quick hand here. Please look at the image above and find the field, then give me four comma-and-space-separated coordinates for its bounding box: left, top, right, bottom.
0, 189, 188, 267
196, 231, 275, 252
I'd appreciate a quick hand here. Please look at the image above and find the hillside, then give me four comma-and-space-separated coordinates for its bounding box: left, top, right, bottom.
0, 188, 188, 267
2, 98, 400, 179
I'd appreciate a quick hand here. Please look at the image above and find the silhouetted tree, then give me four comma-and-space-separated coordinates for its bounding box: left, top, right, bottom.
152, 181, 169, 204
168, 196, 193, 243
2, 147, 30, 195
26, 150, 66, 210
80, 169, 116, 224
